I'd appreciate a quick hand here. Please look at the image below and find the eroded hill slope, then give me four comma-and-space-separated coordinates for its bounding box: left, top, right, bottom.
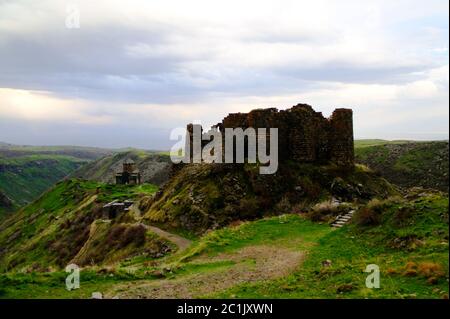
142, 162, 399, 234
0, 179, 170, 272
72, 151, 172, 186
355, 141, 449, 192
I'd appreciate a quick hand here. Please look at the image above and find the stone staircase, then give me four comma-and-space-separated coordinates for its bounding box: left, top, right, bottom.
331, 210, 355, 228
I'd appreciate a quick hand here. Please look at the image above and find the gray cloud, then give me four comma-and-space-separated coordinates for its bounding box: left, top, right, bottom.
0, 4, 442, 104
0, 0, 448, 147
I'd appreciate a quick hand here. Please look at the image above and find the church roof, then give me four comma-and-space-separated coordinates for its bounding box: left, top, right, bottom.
123, 158, 135, 164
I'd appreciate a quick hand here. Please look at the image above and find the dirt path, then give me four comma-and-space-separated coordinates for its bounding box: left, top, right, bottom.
105, 245, 304, 299
143, 224, 192, 252
130, 204, 192, 251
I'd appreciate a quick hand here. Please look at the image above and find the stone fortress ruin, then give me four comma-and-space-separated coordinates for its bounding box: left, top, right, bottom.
186, 103, 354, 167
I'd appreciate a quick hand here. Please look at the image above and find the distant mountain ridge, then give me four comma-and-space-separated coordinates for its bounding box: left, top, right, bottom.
0, 143, 114, 160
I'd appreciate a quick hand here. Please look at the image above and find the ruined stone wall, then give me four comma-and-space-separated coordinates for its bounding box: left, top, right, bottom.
186, 103, 354, 167
328, 108, 354, 166
222, 113, 249, 128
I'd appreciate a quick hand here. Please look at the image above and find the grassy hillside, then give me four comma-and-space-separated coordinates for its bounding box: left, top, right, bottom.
0, 143, 447, 299
0, 143, 113, 160
0, 155, 86, 213
0, 188, 446, 299
355, 141, 449, 192
210, 190, 449, 299
0, 144, 114, 214
0, 191, 14, 215
354, 139, 414, 148
0, 179, 165, 272
72, 150, 172, 186
142, 162, 398, 234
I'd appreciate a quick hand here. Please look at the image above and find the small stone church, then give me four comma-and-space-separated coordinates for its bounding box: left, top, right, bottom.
115, 159, 141, 185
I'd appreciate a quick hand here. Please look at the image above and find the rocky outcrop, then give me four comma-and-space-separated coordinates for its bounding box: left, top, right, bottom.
143, 162, 398, 234
0, 191, 13, 209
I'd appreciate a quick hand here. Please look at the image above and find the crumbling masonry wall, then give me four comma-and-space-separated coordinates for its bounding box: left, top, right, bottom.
187, 103, 354, 167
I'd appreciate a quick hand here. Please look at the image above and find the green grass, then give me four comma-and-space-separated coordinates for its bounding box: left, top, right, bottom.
354, 139, 414, 148
394, 143, 445, 172
212, 230, 447, 299
0, 214, 331, 299
355, 141, 449, 191
177, 215, 332, 262
0, 179, 160, 273
0, 269, 144, 299
81, 181, 159, 202
0, 154, 87, 207
355, 145, 390, 164
211, 194, 449, 299
0, 143, 116, 212
0, 182, 447, 299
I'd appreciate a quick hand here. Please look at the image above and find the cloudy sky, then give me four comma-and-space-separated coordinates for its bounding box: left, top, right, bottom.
0, 0, 448, 149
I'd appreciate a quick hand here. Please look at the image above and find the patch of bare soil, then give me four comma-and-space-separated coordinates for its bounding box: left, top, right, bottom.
131, 205, 192, 252
145, 225, 192, 251
106, 245, 304, 299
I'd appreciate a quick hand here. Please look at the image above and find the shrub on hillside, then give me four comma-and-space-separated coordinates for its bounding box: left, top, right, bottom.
308, 200, 351, 222
418, 262, 446, 279
238, 198, 260, 218
308, 202, 337, 222
120, 224, 146, 248
296, 177, 322, 200
106, 224, 147, 249
355, 197, 403, 226
401, 261, 446, 284
291, 201, 309, 214
393, 206, 414, 227
355, 206, 382, 226
275, 196, 291, 214
139, 196, 154, 212
106, 224, 126, 246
